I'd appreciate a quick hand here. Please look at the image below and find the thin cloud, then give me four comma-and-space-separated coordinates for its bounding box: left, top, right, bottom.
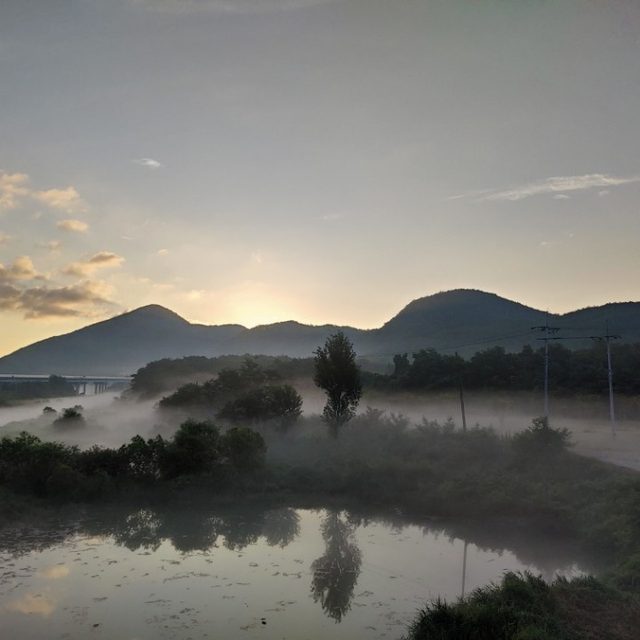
0, 232, 11, 246
0, 171, 30, 211
57, 219, 89, 233
62, 252, 125, 277
0, 256, 38, 282
37, 240, 62, 252
1, 171, 89, 217
450, 173, 640, 202
134, 158, 163, 169
33, 186, 87, 213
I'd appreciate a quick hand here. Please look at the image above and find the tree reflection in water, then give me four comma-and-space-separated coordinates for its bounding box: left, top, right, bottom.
311, 510, 362, 622
82, 505, 300, 554
263, 507, 301, 548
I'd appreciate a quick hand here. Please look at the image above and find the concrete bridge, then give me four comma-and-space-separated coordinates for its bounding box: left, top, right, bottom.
0, 374, 132, 395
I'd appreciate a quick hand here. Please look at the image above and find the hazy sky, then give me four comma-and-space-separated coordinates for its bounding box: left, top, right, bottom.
1, 0, 640, 354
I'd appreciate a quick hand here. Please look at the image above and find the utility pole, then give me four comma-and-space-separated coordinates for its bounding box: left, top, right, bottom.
459, 381, 467, 433
531, 318, 561, 424
461, 539, 468, 600
592, 321, 620, 438
541, 327, 621, 438
455, 352, 467, 432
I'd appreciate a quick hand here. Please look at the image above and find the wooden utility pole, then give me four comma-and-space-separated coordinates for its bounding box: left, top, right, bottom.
455, 352, 467, 432
459, 381, 467, 432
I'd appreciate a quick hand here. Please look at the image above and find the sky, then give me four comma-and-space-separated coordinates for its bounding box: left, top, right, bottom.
1, 0, 640, 355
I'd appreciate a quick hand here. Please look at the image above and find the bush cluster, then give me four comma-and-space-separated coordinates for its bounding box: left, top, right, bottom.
0, 420, 265, 500
159, 358, 303, 430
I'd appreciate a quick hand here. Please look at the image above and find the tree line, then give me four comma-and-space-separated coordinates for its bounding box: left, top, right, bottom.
364, 342, 640, 395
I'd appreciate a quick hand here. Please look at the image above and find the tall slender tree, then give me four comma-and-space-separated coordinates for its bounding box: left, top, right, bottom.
313, 332, 362, 437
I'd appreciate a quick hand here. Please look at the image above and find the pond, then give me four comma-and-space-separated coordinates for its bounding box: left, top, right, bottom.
0, 504, 600, 640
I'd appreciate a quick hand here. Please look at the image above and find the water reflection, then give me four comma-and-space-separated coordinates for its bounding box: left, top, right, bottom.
0, 503, 602, 628
311, 510, 362, 622
38, 565, 70, 580
5, 592, 56, 617
79, 504, 301, 555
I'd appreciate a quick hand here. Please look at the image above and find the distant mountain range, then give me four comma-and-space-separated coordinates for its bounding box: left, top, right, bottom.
1, 289, 639, 376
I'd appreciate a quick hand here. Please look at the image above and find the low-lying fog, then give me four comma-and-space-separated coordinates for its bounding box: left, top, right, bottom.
1, 386, 639, 472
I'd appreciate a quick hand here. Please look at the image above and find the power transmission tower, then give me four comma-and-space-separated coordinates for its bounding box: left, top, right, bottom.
531, 318, 561, 423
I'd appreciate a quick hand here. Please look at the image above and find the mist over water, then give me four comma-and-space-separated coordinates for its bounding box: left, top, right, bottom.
0, 505, 598, 640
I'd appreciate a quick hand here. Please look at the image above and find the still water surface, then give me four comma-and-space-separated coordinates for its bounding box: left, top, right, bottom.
0, 505, 597, 640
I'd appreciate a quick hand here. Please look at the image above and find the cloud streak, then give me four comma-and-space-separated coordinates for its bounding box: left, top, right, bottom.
57, 219, 89, 233
450, 173, 640, 202
63, 252, 125, 277
133, 158, 163, 169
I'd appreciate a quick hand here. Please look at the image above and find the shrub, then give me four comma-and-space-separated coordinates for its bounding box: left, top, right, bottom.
221, 426, 266, 471
405, 572, 570, 640
512, 417, 572, 458
120, 435, 167, 480
218, 384, 303, 430
162, 420, 220, 478
78, 445, 127, 478
53, 406, 85, 429
0, 432, 78, 496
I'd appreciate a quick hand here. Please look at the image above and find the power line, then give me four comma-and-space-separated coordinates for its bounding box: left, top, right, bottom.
534, 324, 621, 436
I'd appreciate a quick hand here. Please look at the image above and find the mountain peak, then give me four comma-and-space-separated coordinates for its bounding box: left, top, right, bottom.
111, 304, 190, 326
388, 289, 534, 319
125, 304, 184, 318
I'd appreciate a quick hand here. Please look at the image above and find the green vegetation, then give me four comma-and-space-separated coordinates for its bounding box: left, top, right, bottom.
159, 358, 304, 430
53, 405, 85, 429
2, 412, 640, 637
131, 354, 314, 398
4, 410, 639, 563
313, 331, 362, 435
218, 385, 302, 431
404, 572, 640, 640
0, 420, 265, 500
131, 342, 640, 412
367, 342, 640, 395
